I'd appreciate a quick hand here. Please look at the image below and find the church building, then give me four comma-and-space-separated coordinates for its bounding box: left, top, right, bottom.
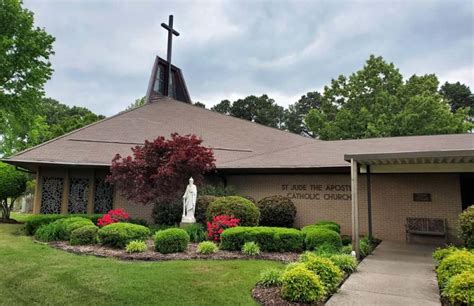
4, 17, 474, 244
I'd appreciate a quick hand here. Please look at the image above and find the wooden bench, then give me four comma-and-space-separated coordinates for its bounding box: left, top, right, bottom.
405, 217, 447, 243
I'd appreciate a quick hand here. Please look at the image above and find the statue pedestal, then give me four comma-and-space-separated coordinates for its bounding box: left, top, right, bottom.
180, 215, 196, 227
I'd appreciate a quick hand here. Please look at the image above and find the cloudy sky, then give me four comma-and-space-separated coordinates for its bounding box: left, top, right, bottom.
25, 0, 473, 116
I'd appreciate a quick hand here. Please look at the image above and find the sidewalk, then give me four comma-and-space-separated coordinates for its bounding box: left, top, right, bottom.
326, 241, 441, 305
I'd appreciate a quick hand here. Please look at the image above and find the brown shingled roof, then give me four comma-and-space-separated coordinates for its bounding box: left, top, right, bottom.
5, 96, 474, 171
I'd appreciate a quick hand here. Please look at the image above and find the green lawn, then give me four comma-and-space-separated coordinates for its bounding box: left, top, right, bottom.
0, 217, 283, 305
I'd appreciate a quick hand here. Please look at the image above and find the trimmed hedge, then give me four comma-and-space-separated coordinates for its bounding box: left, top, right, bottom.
256, 195, 297, 227
437, 250, 474, 288
314, 220, 341, 233
98, 222, 150, 248
280, 265, 326, 303
207, 196, 260, 226
25, 214, 103, 235
70, 225, 98, 245
304, 227, 342, 251
55, 217, 94, 240
34, 217, 94, 242
195, 195, 217, 225
220, 226, 304, 252
302, 256, 343, 293
442, 270, 474, 305
154, 228, 189, 254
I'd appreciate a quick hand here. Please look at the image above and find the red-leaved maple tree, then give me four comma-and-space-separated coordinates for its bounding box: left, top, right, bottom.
107, 133, 215, 204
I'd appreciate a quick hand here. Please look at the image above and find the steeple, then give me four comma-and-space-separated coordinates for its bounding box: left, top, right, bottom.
145, 15, 191, 104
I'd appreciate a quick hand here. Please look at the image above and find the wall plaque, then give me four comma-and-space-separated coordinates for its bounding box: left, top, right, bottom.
413, 193, 431, 202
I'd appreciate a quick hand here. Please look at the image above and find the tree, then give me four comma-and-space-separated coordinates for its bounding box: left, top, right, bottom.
440, 82, 474, 117
287, 91, 322, 136
1, 98, 105, 155
0, 0, 55, 156
211, 95, 286, 129
193, 101, 206, 108
126, 96, 146, 111
305, 55, 472, 140
0, 162, 28, 220
211, 99, 231, 114
107, 133, 215, 205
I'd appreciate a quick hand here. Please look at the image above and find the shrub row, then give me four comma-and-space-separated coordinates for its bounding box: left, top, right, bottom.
34, 217, 95, 241
25, 214, 103, 235
433, 247, 474, 305
152, 193, 298, 228
302, 225, 342, 252
98, 222, 150, 248
220, 226, 304, 252
257, 250, 356, 304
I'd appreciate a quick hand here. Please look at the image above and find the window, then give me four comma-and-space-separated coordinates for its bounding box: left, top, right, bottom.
153, 65, 165, 94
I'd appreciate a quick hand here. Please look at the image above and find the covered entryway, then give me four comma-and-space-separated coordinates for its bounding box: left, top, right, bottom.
327, 241, 440, 305
345, 149, 474, 257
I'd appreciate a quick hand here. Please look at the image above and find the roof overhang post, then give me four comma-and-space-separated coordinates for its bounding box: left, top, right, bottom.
351, 158, 360, 259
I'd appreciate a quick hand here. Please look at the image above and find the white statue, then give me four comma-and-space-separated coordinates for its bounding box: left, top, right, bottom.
181, 177, 197, 223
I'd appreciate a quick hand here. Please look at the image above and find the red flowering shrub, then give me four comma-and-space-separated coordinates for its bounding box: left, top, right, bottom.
97, 208, 130, 227
107, 133, 215, 204
207, 215, 240, 242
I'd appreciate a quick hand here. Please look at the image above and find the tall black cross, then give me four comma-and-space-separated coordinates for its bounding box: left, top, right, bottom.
161, 15, 180, 97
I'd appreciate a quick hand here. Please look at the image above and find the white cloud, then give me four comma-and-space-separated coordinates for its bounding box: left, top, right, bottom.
24, 0, 473, 116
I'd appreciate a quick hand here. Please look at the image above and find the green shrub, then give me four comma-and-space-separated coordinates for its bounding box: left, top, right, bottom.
341, 244, 353, 255
148, 224, 176, 235
315, 220, 341, 233
154, 228, 189, 254
360, 237, 374, 257
98, 223, 150, 248
34, 223, 59, 242
300, 255, 344, 293
242, 241, 260, 256
199, 184, 236, 197
195, 195, 217, 225
433, 246, 463, 264
25, 214, 103, 235
458, 206, 474, 248
436, 250, 474, 287
207, 196, 260, 226
280, 265, 326, 303
304, 227, 342, 251
183, 223, 206, 243
27, 215, 66, 235
442, 270, 474, 305
197, 241, 218, 254
256, 195, 297, 227
125, 240, 148, 253
341, 235, 352, 246
329, 254, 358, 273
70, 225, 98, 245
55, 217, 94, 240
313, 243, 342, 255
127, 218, 149, 227
220, 226, 304, 252
257, 268, 283, 287
152, 198, 182, 225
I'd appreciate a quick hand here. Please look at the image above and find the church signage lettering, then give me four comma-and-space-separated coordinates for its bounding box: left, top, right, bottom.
281, 184, 351, 201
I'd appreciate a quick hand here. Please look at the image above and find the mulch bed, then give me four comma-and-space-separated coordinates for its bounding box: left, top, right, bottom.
49, 240, 300, 263
252, 285, 324, 306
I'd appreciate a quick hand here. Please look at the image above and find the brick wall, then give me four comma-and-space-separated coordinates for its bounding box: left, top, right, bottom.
226, 173, 462, 242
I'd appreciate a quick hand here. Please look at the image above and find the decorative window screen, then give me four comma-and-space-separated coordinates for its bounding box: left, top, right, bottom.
94, 177, 113, 213
40, 177, 64, 214
68, 178, 89, 213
